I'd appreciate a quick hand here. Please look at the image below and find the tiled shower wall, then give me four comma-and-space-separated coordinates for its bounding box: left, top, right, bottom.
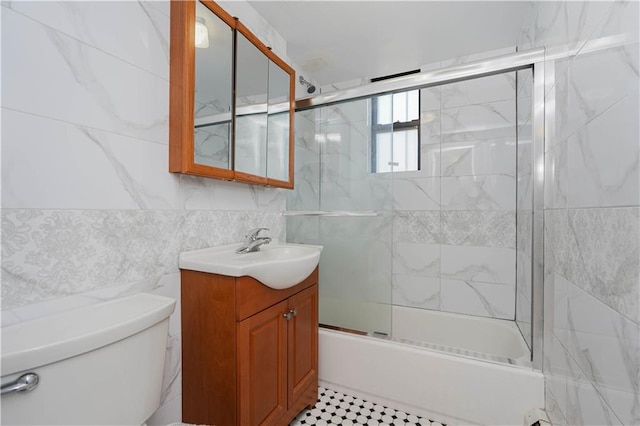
392, 70, 519, 321
1, 2, 290, 424
519, 2, 640, 425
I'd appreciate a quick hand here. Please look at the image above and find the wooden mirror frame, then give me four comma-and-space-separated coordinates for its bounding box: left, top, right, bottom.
169, 0, 295, 189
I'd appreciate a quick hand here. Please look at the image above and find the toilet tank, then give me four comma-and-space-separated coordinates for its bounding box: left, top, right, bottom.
1, 293, 176, 426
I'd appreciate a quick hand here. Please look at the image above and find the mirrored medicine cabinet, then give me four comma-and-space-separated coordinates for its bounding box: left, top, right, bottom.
169, 0, 295, 189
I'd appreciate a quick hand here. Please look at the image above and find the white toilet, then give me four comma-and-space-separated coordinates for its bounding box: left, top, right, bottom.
1, 293, 176, 425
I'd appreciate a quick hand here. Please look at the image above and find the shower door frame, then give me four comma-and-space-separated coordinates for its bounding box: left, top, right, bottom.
295, 48, 546, 371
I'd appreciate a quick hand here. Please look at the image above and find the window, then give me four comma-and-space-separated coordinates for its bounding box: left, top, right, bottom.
371, 71, 420, 173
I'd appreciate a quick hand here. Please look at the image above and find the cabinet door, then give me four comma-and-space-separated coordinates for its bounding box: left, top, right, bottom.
287, 284, 318, 407
238, 300, 288, 425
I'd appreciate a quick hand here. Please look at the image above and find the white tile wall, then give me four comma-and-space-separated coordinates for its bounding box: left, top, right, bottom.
439, 138, 516, 177
520, 0, 640, 424
2, 8, 168, 145
440, 245, 515, 286
439, 100, 516, 143
566, 94, 640, 208
392, 275, 440, 310
392, 178, 440, 211
440, 72, 516, 108
3, 1, 170, 79
2, 109, 178, 210
440, 175, 516, 210
440, 278, 514, 320
392, 243, 440, 277
566, 284, 640, 425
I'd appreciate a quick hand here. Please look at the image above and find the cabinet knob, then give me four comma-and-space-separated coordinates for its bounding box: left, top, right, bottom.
283, 309, 297, 320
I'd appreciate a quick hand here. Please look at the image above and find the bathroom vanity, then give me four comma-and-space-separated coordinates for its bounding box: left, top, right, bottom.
181, 268, 318, 426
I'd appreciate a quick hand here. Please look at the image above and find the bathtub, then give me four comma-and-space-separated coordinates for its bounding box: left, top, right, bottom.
318, 306, 544, 425
391, 305, 532, 365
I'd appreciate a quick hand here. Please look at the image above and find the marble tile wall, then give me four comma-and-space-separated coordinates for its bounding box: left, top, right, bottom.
519, 1, 639, 424
392, 69, 519, 321
1, 2, 290, 425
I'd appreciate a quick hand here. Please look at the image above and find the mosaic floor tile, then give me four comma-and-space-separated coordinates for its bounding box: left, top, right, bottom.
290, 387, 445, 426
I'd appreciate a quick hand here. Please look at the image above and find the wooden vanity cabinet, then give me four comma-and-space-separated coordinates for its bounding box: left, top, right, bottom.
181, 268, 319, 426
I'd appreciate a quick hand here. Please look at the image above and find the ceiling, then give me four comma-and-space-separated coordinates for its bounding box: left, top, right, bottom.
248, 1, 532, 86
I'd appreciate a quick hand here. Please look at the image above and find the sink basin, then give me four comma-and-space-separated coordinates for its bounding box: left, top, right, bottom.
179, 243, 323, 289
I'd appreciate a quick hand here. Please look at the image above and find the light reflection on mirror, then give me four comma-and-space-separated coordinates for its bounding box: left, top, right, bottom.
195, 17, 209, 48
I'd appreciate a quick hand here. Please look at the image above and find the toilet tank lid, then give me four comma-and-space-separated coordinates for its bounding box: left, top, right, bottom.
1, 293, 176, 377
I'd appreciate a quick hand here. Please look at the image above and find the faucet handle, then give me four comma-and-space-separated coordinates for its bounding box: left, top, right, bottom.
245, 227, 269, 240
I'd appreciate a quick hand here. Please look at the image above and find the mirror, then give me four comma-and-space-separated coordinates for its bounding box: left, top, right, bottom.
193, 1, 233, 170
169, 0, 295, 189
234, 30, 269, 179
267, 60, 292, 182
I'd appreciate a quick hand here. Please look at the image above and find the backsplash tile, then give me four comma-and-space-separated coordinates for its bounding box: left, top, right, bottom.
1, 209, 284, 310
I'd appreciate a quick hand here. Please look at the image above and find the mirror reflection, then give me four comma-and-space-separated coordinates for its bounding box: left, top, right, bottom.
193, 1, 233, 170
267, 60, 291, 182
234, 32, 269, 177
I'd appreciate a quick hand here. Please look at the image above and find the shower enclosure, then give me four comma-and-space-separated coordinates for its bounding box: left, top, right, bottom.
286, 49, 544, 370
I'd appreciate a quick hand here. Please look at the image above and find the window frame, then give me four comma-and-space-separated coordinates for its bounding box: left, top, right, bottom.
370, 90, 421, 173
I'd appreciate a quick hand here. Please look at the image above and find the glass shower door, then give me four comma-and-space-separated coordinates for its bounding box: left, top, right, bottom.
287, 97, 394, 336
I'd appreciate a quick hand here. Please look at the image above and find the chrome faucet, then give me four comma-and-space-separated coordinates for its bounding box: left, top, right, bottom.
235, 227, 272, 254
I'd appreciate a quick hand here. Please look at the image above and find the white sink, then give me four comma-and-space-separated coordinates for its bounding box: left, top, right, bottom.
179, 243, 323, 289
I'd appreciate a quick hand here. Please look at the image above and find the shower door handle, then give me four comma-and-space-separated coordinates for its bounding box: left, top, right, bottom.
1, 373, 39, 395
283, 211, 382, 217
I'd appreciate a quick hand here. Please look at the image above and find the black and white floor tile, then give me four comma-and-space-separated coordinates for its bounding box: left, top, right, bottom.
290, 387, 445, 426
